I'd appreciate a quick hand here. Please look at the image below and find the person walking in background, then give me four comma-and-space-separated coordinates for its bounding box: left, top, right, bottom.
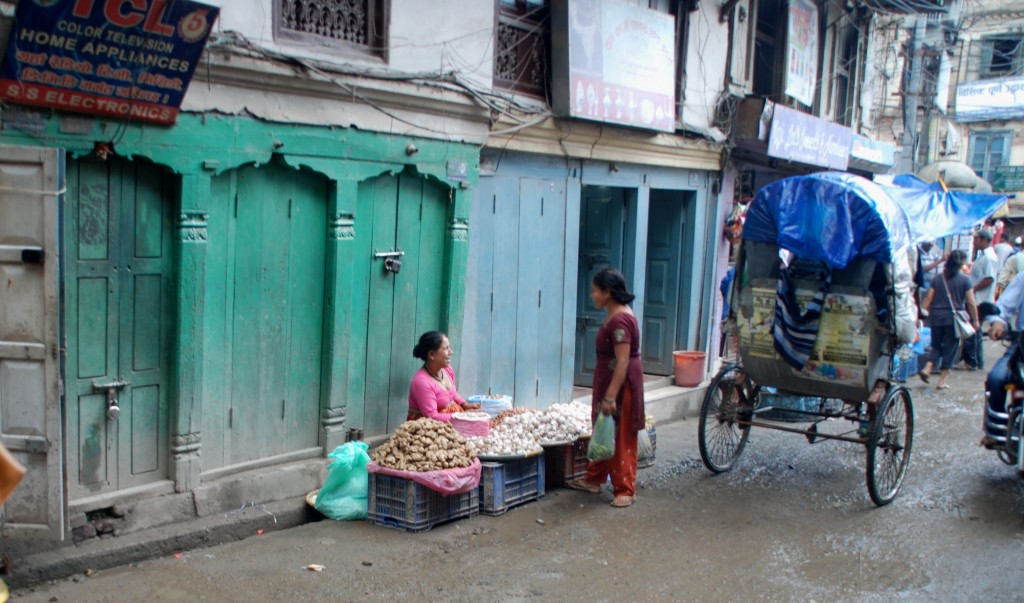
567, 268, 645, 508
965, 229, 998, 370
998, 240, 1024, 296
919, 251, 979, 389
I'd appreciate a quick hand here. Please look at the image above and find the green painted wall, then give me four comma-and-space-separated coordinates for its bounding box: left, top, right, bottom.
0, 111, 478, 490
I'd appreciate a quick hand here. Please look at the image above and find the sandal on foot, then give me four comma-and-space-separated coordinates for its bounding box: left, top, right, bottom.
565, 479, 601, 494
936, 384, 950, 390
917, 370, 930, 384
611, 495, 635, 508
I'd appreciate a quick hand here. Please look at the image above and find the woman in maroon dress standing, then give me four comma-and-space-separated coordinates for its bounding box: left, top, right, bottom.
567, 268, 645, 507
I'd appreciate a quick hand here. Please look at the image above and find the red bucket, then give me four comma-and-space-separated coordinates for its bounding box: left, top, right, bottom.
673, 351, 707, 387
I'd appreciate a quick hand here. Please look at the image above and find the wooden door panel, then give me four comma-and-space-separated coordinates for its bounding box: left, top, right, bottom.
574, 187, 626, 386
515, 180, 545, 408
361, 174, 398, 437
489, 179, 520, 396
284, 172, 327, 451
67, 160, 120, 499
0, 146, 62, 538
462, 186, 496, 396
214, 163, 327, 466
643, 195, 684, 375
535, 180, 567, 405
67, 158, 173, 495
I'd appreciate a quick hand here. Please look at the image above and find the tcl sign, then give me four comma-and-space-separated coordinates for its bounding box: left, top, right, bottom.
70, 0, 177, 36
0, 0, 218, 124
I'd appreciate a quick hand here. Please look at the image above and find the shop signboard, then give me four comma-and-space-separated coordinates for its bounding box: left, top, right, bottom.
767, 104, 852, 170
992, 165, 1024, 192
0, 0, 219, 125
849, 133, 896, 173
955, 76, 1024, 123
551, 0, 676, 133
784, 0, 818, 108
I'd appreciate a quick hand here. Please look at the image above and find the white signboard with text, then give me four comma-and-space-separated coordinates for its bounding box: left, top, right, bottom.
956, 76, 1024, 122
785, 0, 819, 108
554, 0, 677, 132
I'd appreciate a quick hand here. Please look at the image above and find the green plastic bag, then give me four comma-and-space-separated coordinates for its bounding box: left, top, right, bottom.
315, 442, 370, 521
587, 413, 616, 461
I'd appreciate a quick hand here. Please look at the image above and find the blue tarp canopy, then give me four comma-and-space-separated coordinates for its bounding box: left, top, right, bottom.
885, 174, 1007, 244
743, 172, 914, 269
742, 172, 1009, 269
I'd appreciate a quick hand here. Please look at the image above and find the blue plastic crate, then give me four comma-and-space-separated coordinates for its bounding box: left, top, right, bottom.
893, 354, 918, 383
368, 473, 478, 532
479, 455, 545, 516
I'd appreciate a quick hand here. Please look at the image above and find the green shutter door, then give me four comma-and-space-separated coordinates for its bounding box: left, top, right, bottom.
354, 170, 447, 436
66, 159, 174, 498
202, 162, 327, 470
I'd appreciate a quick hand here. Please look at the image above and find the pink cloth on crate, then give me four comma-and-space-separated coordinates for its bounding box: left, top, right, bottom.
407, 366, 468, 423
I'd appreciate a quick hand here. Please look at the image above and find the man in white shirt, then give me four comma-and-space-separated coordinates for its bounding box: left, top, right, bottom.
967, 229, 999, 369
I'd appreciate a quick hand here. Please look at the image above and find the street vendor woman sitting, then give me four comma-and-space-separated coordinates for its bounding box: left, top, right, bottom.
408, 331, 481, 422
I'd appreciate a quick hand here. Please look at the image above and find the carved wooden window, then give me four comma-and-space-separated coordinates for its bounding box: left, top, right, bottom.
494, 0, 549, 97
276, 0, 389, 60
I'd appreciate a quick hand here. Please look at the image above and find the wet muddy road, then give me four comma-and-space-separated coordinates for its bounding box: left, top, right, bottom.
13, 349, 1024, 602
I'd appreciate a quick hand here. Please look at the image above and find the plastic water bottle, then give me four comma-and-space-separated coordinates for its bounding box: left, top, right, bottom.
858, 406, 870, 437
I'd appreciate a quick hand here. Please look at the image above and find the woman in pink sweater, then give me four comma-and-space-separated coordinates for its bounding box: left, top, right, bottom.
407, 331, 480, 422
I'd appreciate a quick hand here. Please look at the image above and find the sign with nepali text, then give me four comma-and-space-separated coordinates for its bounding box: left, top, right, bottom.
955, 76, 1024, 123
767, 104, 852, 170
0, 0, 219, 125
553, 0, 677, 132
993, 165, 1024, 192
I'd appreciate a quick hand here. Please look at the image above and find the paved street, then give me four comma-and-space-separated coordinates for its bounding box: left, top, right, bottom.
12, 342, 1024, 603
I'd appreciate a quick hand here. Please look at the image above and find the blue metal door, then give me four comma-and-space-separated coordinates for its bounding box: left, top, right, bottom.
642, 192, 685, 375
573, 186, 627, 387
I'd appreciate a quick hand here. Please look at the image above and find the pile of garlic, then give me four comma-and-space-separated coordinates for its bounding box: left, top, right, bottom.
467, 401, 594, 457
467, 411, 544, 457
534, 401, 592, 442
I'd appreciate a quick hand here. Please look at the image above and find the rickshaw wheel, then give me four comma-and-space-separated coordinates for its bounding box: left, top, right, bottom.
699, 364, 754, 474
866, 386, 914, 506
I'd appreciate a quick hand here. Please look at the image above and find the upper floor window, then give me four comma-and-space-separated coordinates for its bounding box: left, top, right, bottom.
752, 0, 785, 100
969, 130, 1012, 184
276, 0, 389, 61
831, 24, 859, 125
494, 0, 549, 97
980, 36, 1023, 79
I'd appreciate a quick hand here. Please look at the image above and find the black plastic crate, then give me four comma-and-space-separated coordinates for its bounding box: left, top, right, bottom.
543, 438, 589, 487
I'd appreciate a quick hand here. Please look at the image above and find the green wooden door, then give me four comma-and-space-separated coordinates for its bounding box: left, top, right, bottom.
65, 159, 174, 499
353, 170, 447, 436
203, 162, 327, 470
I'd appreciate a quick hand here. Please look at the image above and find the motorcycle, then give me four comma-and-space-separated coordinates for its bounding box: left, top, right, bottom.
984, 328, 1024, 473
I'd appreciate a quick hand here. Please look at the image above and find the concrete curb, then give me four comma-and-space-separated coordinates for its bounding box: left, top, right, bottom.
5, 497, 323, 589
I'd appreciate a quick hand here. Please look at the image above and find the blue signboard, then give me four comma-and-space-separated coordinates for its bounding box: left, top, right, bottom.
0, 0, 219, 125
767, 104, 853, 171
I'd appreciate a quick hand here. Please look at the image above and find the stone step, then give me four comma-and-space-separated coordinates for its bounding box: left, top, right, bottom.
572, 380, 708, 424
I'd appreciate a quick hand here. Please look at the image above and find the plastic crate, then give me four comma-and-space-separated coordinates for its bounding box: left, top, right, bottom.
637, 427, 657, 469
893, 353, 918, 383
544, 438, 589, 487
368, 473, 478, 532
479, 455, 545, 516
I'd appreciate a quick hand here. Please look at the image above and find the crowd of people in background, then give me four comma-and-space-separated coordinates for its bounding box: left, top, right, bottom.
917, 221, 1023, 380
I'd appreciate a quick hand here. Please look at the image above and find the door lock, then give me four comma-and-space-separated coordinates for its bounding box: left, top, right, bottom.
374, 250, 405, 276
92, 380, 130, 421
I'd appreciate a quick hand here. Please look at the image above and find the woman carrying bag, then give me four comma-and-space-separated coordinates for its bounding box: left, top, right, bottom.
919, 250, 979, 390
